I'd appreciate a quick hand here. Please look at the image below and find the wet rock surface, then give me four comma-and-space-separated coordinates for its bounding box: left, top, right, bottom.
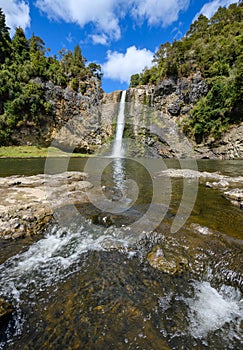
0, 298, 14, 326
158, 168, 243, 209
0, 172, 93, 239
147, 245, 188, 275
223, 188, 243, 208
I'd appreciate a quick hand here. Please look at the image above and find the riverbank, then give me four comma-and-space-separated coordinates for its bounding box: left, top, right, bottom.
0, 172, 93, 239
0, 146, 88, 158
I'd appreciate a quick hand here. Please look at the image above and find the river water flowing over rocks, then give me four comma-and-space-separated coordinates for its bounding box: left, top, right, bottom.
0, 156, 242, 349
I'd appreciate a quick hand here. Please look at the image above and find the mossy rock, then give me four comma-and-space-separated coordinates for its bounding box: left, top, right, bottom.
147, 245, 188, 275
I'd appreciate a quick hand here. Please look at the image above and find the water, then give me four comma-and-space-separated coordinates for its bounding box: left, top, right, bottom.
0, 157, 242, 349
186, 281, 242, 340
112, 90, 126, 158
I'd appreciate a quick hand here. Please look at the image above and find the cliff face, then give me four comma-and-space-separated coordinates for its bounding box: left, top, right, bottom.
10, 78, 124, 154
125, 75, 243, 159
8, 72, 242, 159
10, 77, 115, 153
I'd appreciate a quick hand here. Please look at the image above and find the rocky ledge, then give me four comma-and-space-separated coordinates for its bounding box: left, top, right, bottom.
0, 172, 93, 239
158, 169, 243, 208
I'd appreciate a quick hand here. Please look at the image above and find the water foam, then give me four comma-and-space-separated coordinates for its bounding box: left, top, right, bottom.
186, 281, 242, 340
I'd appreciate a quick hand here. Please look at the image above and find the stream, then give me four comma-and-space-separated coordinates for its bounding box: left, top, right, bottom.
0, 157, 242, 349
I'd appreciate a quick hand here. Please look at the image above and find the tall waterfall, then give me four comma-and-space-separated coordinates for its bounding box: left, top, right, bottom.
112, 90, 126, 157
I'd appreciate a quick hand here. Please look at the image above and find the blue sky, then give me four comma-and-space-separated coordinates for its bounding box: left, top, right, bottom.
0, 0, 238, 92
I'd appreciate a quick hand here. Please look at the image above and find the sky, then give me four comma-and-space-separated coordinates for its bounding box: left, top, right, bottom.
0, 0, 238, 92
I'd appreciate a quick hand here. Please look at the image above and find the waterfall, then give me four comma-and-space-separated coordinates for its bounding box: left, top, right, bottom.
112, 90, 126, 157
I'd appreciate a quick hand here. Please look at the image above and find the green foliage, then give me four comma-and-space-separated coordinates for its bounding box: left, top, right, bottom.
88, 62, 103, 79
130, 73, 140, 87
0, 8, 102, 145
12, 27, 29, 62
130, 2, 243, 142
0, 9, 11, 64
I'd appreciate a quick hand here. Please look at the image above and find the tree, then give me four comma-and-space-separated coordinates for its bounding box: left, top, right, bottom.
88, 63, 103, 79
130, 73, 140, 87
0, 8, 11, 64
12, 27, 29, 62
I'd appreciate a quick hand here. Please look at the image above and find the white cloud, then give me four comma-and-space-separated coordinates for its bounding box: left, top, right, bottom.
91, 34, 109, 45
0, 0, 30, 35
35, 0, 191, 44
35, 0, 121, 41
193, 0, 236, 21
102, 46, 154, 83
131, 0, 190, 27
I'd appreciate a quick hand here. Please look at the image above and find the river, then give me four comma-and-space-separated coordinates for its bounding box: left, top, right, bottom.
0, 157, 242, 349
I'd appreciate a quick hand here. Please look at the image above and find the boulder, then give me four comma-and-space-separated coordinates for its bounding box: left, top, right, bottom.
147, 245, 188, 275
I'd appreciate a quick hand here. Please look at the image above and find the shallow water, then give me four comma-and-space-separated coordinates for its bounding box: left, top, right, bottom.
0, 157, 242, 349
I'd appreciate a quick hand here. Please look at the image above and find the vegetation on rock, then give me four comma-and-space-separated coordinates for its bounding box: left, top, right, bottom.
130, 2, 243, 142
0, 8, 102, 146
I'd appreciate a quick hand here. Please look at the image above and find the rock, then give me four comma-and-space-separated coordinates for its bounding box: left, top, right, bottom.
153, 79, 177, 96
189, 78, 208, 103
168, 100, 181, 116
158, 169, 243, 185
8, 76, 117, 154
223, 188, 243, 208
158, 169, 243, 208
147, 245, 188, 275
127, 76, 242, 159
0, 172, 94, 239
206, 180, 229, 189
0, 298, 14, 326
191, 224, 213, 236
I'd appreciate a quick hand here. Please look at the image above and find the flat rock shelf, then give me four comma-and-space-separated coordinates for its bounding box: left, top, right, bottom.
0, 172, 93, 239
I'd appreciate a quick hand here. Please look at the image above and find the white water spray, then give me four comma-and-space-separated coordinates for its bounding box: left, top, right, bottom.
112, 90, 126, 158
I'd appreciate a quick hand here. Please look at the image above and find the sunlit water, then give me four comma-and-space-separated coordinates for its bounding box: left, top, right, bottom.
0, 157, 242, 349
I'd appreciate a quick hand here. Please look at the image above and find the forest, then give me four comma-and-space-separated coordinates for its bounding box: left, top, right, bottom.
0, 8, 102, 145
130, 2, 243, 142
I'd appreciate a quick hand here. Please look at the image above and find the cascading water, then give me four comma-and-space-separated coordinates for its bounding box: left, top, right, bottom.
112, 90, 126, 158
0, 139, 242, 347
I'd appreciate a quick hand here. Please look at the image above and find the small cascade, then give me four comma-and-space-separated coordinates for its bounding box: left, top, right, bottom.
112, 90, 126, 158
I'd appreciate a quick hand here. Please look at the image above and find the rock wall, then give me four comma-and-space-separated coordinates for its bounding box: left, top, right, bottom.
9, 71, 242, 159
10, 78, 121, 154
125, 75, 243, 159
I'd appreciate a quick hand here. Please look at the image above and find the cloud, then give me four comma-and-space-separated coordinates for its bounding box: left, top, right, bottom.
193, 0, 236, 21
0, 0, 30, 35
131, 0, 190, 27
35, 0, 121, 41
102, 46, 154, 83
35, 0, 191, 44
91, 34, 109, 45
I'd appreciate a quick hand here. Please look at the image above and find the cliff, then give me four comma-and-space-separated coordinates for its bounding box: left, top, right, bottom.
3, 73, 242, 159
125, 76, 243, 159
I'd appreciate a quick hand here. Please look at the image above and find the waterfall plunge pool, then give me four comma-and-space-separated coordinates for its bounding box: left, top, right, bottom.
0, 157, 242, 349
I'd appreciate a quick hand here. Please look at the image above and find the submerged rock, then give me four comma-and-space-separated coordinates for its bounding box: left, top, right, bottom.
223, 188, 243, 208
0, 298, 14, 326
158, 169, 243, 183
147, 245, 188, 275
